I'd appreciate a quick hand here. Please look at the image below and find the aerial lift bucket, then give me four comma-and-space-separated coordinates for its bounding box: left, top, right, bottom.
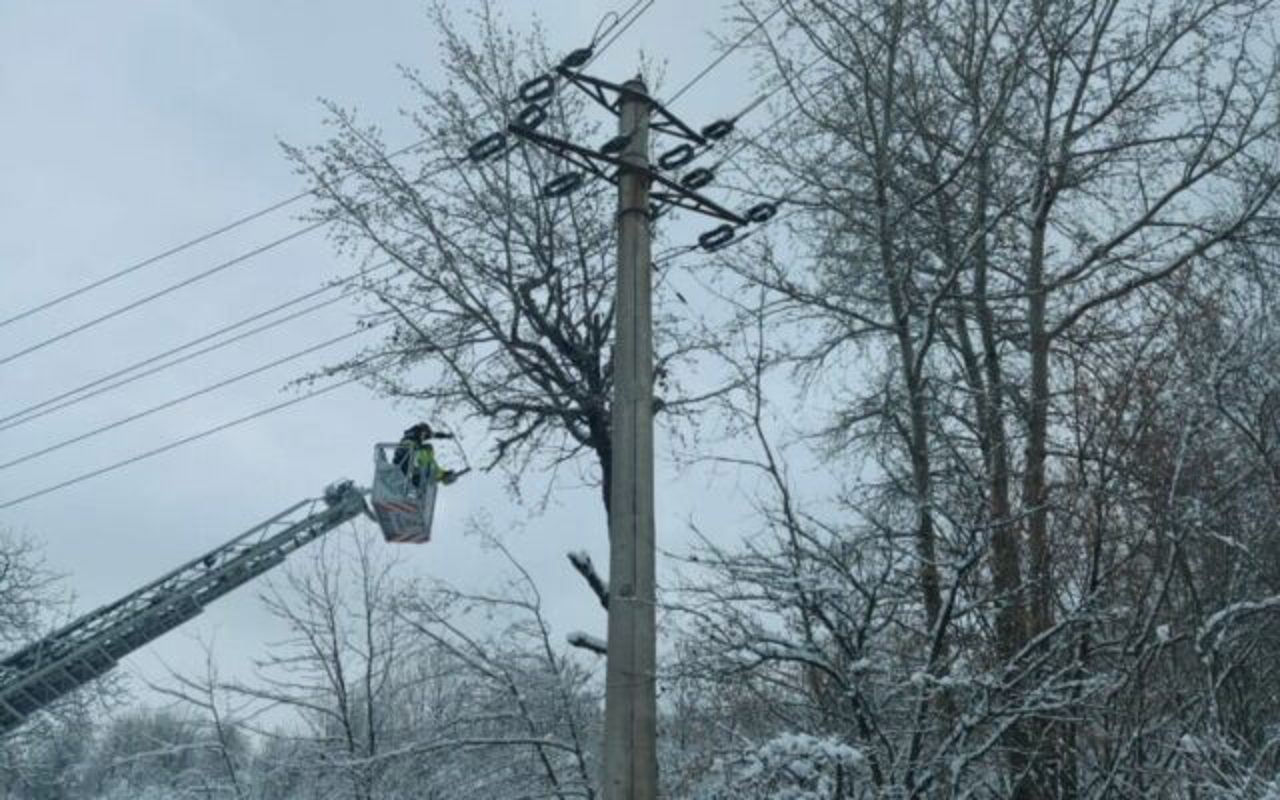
370, 443, 437, 543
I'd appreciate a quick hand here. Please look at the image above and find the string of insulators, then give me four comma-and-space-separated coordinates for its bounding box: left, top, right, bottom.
695, 202, 780, 251
466, 46, 598, 165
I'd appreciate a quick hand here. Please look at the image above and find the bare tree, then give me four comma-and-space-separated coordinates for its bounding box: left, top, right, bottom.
678, 0, 1280, 795
0, 529, 117, 800
390, 523, 600, 800
288, 1, 724, 515
151, 643, 252, 800
211, 528, 406, 800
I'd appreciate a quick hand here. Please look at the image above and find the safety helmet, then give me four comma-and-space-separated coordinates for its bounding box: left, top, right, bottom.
404, 422, 433, 441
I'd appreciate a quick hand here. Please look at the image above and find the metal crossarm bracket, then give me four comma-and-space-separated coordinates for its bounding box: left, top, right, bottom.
0, 481, 368, 737
555, 68, 706, 145
509, 124, 747, 225
511, 124, 622, 188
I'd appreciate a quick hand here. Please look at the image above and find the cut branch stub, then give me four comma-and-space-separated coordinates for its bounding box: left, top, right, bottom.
567, 631, 607, 655
568, 550, 609, 609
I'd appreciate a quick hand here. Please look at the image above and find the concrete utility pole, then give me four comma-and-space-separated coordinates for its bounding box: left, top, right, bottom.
603, 77, 657, 800
507, 66, 745, 800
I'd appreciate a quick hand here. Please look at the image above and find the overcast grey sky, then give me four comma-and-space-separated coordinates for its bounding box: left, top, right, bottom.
0, 0, 775, 705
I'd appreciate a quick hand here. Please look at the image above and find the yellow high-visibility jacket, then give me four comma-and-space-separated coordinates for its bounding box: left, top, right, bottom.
396, 438, 446, 482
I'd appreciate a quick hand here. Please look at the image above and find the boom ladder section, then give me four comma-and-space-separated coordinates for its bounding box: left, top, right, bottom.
0, 481, 367, 736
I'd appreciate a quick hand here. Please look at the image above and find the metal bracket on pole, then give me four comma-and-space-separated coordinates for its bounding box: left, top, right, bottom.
555, 68, 706, 145
508, 124, 747, 225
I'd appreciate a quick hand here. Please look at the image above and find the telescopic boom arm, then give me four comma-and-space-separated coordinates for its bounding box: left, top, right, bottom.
0, 480, 367, 736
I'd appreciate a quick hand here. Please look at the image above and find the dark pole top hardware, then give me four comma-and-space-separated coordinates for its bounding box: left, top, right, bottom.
601, 133, 632, 155
698, 224, 736, 251
680, 168, 715, 190
745, 202, 778, 223
518, 74, 557, 105
559, 46, 594, 70
700, 119, 735, 141
555, 67, 707, 145
543, 171, 586, 198
467, 132, 508, 163
508, 122, 747, 225
517, 103, 549, 131
658, 144, 697, 171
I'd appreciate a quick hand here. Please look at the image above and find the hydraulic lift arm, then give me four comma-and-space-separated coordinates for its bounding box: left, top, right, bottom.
0, 480, 367, 736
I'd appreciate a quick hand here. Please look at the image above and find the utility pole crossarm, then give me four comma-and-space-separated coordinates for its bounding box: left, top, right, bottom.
555, 68, 705, 144
507, 124, 747, 224
0, 481, 367, 736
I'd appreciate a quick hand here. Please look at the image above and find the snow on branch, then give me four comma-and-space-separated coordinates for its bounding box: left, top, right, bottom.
567, 550, 609, 609
567, 630, 607, 656
1196, 594, 1280, 656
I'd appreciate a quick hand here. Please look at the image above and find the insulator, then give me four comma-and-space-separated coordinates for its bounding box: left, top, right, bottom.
658, 144, 697, 170
560, 47, 593, 70
519, 73, 556, 104
701, 119, 734, 140
601, 134, 631, 155
681, 168, 715, 190
543, 172, 585, 198
698, 224, 737, 252
467, 132, 507, 163
517, 103, 548, 130
745, 202, 778, 223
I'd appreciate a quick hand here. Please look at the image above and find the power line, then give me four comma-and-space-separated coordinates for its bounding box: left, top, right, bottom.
0, 197, 307, 333
592, 0, 656, 60
0, 0, 663, 514
0, 0, 656, 337
0, 142, 423, 335
0, 323, 385, 474
546, 2, 801, 230
0, 291, 334, 431
649, 51, 831, 229
0, 261, 394, 433
714, 52, 830, 167
0, 220, 326, 369
1, 297, 341, 434
665, 3, 784, 105
0, 376, 363, 512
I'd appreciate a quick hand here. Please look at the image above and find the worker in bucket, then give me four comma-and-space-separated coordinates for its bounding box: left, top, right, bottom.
394, 423, 459, 488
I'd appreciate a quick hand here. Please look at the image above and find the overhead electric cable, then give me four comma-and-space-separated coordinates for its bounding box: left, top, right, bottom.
0, 141, 427, 334
0, 260, 394, 433
0, 221, 327, 369
0, 0, 654, 337
716, 53, 831, 166
665, 2, 784, 105
646, 52, 832, 227
550, 3, 810, 230
1, 297, 341, 433
0, 376, 362, 512
590, 0, 656, 63
0, 323, 385, 474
